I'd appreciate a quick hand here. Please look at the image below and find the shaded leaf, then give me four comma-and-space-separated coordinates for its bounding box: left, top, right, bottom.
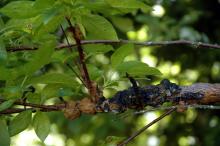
3, 86, 22, 99
33, 111, 50, 142
0, 37, 7, 65
0, 67, 11, 80
111, 44, 134, 67
0, 120, 10, 146
81, 14, 118, 40
24, 39, 56, 75
0, 99, 15, 112
9, 110, 32, 136
84, 44, 114, 54
116, 61, 162, 76
111, 17, 134, 32
41, 84, 74, 101
27, 93, 41, 104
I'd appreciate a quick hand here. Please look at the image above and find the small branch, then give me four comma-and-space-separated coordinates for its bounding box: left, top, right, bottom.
7, 40, 220, 52
0, 99, 65, 114
60, 25, 86, 86
65, 18, 97, 100
117, 108, 176, 146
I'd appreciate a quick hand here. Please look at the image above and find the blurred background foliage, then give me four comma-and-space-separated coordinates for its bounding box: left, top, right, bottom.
1, 0, 220, 146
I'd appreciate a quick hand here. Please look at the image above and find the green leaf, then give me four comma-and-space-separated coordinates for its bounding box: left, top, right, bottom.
84, 44, 114, 54
83, 1, 120, 15
0, 99, 15, 112
0, 1, 38, 19
26, 73, 78, 87
0, 37, 7, 65
111, 44, 134, 67
0, 16, 4, 29
111, 17, 134, 32
0, 67, 11, 80
27, 93, 41, 104
21, 40, 55, 75
0, 120, 10, 146
81, 14, 118, 40
87, 64, 103, 80
3, 86, 22, 99
33, 0, 55, 11
33, 111, 50, 142
105, 0, 150, 12
41, 84, 74, 100
116, 61, 162, 76
9, 110, 32, 136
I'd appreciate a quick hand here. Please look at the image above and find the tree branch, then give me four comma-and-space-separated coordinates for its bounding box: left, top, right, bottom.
0, 98, 65, 114
117, 108, 176, 146
7, 40, 220, 52
1, 82, 220, 117
65, 18, 98, 100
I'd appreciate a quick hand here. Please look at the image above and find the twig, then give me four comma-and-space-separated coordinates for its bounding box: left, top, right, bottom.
60, 25, 86, 86
7, 40, 220, 52
117, 108, 176, 146
65, 18, 96, 100
0, 99, 65, 114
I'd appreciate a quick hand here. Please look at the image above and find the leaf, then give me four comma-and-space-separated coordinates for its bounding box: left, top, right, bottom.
41, 84, 74, 101
84, 44, 114, 54
0, 37, 7, 65
0, 67, 11, 80
105, 0, 150, 12
0, 99, 15, 112
111, 44, 134, 67
21, 40, 55, 75
9, 110, 32, 136
83, 1, 120, 15
0, 1, 38, 19
33, 111, 50, 142
3, 86, 22, 99
27, 93, 41, 104
116, 61, 162, 76
0, 16, 4, 29
87, 64, 103, 80
33, 0, 55, 11
81, 14, 118, 40
0, 120, 10, 146
111, 17, 134, 32
26, 73, 78, 87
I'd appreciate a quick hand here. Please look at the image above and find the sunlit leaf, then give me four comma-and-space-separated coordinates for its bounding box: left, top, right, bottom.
116, 61, 162, 76
33, 0, 55, 11
26, 73, 78, 87
111, 44, 134, 67
105, 0, 150, 12
0, 1, 38, 18
9, 110, 32, 136
81, 14, 118, 40
33, 111, 50, 142
87, 64, 103, 80
0, 120, 10, 146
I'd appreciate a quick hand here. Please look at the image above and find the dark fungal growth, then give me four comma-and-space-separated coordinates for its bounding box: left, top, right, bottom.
96, 78, 204, 113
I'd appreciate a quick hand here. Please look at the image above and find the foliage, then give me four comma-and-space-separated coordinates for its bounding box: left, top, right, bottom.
0, 0, 220, 146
